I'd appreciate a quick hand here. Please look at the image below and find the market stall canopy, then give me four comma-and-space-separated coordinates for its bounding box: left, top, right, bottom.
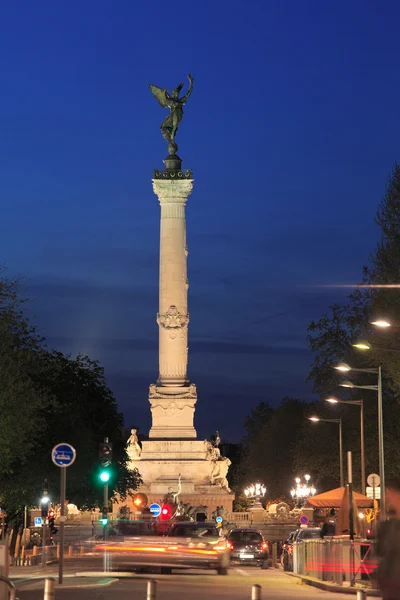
306, 487, 373, 508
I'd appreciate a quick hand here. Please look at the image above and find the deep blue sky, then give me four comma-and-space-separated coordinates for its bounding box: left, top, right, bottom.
1, 1, 399, 441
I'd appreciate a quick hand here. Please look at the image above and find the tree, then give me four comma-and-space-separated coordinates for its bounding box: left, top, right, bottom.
238, 398, 308, 499
0, 269, 141, 519
305, 164, 400, 489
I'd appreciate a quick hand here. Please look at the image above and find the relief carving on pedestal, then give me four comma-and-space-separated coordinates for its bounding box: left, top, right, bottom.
157, 305, 189, 340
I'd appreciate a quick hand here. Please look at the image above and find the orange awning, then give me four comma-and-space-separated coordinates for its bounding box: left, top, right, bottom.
306, 487, 373, 509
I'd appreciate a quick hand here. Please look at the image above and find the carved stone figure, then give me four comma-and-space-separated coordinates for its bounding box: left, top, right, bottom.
214, 431, 221, 448
126, 428, 142, 460
210, 456, 231, 492
150, 74, 194, 156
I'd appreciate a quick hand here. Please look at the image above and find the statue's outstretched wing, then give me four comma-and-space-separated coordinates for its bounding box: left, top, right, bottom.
149, 84, 169, 108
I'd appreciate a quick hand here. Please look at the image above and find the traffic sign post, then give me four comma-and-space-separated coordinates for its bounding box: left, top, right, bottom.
149, 503, 161, 517
52, 443, 76, 585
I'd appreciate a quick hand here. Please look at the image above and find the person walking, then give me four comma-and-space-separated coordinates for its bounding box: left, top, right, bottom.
377, 478, 400, 599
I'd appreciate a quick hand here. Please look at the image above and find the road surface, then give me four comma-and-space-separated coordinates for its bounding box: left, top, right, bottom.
13, 565, 354, 599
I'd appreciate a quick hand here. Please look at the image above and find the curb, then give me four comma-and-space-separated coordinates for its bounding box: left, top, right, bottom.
286, 572, 380, 596
13, 577, 117, 590
57, 578, 118, 589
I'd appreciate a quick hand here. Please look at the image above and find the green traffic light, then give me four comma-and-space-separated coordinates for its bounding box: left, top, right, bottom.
100, 471, 110, 483
100, 518, 108, 526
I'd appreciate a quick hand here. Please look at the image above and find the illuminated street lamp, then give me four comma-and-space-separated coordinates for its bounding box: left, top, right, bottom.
371, 319, 391, 328
309, 416, 344, 487
244, 483, 266, 511
290, 474, 316, 507
335, 363, 351, 372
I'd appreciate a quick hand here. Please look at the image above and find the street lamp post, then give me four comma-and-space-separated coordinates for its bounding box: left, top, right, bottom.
290, 474, 316, 507
309, 417, 344, 487
326, 397, 365, 495
244, 483, 266, 511
335, 363, 386, 521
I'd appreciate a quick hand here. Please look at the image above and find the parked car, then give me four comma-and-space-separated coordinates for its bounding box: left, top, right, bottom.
227, 528, 269, 568
281, 527, 321, 571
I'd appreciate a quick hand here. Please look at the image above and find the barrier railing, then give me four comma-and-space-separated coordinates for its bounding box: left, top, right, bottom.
293, 538, 377, 587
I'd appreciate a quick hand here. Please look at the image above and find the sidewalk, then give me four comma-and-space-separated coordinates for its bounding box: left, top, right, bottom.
286, 572, 380, 596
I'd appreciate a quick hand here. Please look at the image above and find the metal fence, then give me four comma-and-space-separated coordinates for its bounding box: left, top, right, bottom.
293, 538, 377, 587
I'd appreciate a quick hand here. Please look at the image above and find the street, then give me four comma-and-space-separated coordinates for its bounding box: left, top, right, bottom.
12, 566, 351, 600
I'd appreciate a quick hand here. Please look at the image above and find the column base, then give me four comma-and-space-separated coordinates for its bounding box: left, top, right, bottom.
148, 383, 197, 439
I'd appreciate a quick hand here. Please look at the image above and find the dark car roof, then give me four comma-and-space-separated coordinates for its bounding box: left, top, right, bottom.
229, 528, 262, 533
170, 522, 217, 528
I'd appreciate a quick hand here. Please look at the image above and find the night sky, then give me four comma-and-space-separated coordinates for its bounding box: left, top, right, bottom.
1, 1, 399, 441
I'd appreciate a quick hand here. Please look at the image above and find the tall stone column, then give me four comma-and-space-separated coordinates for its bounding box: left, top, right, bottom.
149, 174, 197, 439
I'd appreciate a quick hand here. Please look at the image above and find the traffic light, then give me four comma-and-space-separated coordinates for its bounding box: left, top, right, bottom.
99, 470, 110, 483
100, 506, 108, 526
99, 441, 112, 467
160, 503, 175, 520
48, 509, 58, 535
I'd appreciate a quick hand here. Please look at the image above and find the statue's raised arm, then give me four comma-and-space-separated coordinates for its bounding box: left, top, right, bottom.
181, 73, 194, 104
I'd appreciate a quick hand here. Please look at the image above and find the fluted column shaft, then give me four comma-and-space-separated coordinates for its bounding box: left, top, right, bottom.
153, 179, 194, 386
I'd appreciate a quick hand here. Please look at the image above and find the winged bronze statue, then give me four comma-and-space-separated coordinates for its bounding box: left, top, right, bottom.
150, 74, 194, 156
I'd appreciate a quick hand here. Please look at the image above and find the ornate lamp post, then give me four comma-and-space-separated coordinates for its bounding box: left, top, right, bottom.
244, 483, 266, 511
290, 475, 316, 507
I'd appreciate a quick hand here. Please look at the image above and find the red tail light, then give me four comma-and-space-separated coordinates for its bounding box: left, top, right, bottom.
227, 542, 233, 550
260, 542, 268, 551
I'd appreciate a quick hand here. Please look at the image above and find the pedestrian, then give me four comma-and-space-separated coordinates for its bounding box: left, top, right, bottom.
377, 478, 400, 599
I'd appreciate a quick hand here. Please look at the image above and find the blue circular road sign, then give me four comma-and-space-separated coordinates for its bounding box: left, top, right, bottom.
300, 515, 309, 525
215, 516, 223, 524
149, 503, 161, 517
52, 443, 76, 467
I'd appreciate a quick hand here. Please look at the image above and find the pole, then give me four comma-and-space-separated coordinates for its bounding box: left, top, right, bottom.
147, 580, 157, 600
378, 366, 386, 521
251, 584, 262, 600
360, 401, 366, 496
44, 578, 55, 600
103, 482, 108, 571
59, 467, 66, 585
348, 451, 355, 587
347, 452, 354, 542
42, 520, 47, 568
23, 506, 27, 550
339, 418, 344, 488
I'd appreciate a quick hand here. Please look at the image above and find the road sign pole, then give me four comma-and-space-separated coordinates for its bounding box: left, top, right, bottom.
42, 520, 47, 568
52, 443, 76, 585
59, 466, 66, 584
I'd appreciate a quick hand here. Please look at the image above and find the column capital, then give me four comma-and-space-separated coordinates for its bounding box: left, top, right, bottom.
152, 178, 194, 205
